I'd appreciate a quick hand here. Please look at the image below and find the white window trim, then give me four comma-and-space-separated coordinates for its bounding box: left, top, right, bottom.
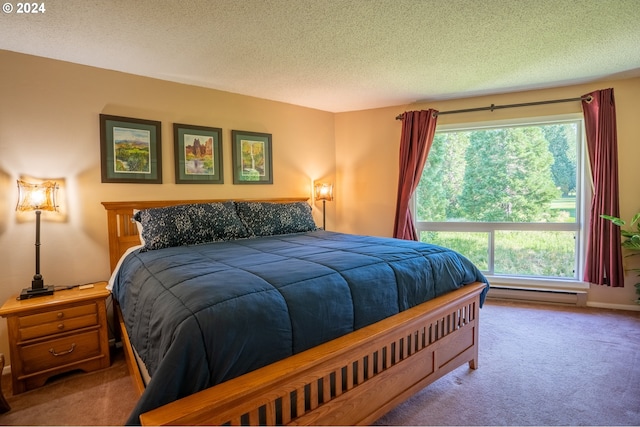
413, 113, 591, 287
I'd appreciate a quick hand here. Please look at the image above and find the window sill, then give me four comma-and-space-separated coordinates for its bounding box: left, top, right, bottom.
486, 275, 589, 292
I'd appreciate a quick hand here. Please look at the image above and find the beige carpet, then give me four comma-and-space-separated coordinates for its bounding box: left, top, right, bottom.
0, 349, 137, 426
375, 299, 640, 426
0, 299, 638, 426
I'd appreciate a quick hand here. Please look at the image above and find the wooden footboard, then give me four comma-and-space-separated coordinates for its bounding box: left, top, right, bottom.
140, 282, 486, 426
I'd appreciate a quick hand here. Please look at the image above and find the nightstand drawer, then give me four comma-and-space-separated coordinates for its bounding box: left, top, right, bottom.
19, 313, 99, 341
18, 303, 97, 329
19, 329, 102, 375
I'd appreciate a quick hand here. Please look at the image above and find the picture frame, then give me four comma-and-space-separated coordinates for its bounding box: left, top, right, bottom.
173, 123, 223, 184
99, 114, 162, 184
231, 130, 273, 184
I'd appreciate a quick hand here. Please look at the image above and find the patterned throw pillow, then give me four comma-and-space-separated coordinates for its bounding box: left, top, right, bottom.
235, 201, 318, 237
134, 202, 250, 251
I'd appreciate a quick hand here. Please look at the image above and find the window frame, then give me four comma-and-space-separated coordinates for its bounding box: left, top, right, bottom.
413, 113, 591, 290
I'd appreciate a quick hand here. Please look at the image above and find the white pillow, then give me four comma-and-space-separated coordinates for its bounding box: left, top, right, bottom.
133, 209, 145, 246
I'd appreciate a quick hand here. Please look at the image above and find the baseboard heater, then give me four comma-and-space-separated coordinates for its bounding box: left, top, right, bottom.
487, 286, 587, 306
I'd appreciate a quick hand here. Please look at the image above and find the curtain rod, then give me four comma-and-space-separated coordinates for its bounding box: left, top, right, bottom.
395, 95, 593, 120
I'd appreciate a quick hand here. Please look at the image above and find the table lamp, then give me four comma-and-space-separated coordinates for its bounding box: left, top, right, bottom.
16, 179, 58, 300
314, 182, 333, 230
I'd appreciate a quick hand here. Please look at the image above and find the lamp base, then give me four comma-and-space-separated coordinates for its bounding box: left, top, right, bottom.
19, 285, 55, 300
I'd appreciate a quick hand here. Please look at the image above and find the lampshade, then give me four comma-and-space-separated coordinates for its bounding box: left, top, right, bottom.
315, 182, 333, 202
16, 180, 59, 212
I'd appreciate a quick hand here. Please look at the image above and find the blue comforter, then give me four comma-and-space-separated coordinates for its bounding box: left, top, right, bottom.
110, 230, 488, 424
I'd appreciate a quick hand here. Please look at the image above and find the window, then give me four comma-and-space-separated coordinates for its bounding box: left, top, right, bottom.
414, 116, 588, 286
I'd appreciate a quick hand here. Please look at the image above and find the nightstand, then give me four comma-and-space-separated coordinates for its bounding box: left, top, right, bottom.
0, 282, 111, 394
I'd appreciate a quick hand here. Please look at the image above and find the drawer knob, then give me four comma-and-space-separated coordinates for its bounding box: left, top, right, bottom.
57, 312, 64, 319
49, 343, 76, 357
57, 323, 65, 330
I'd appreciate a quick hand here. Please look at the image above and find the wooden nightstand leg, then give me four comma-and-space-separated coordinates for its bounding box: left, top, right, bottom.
0, 353, 10, 413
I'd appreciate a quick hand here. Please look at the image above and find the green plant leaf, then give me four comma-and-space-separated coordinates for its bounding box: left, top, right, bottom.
633, 212, 640, 230
600, 214, 626, 226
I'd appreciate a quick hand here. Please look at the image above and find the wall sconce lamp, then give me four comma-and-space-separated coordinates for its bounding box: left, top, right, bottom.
16, 179, 59, 300
314, 182, 333, 230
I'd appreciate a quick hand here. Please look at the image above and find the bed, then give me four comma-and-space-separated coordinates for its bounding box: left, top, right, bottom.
102, 198, 488, 426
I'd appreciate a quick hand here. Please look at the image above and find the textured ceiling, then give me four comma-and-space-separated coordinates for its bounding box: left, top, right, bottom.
1, 0, 639, 112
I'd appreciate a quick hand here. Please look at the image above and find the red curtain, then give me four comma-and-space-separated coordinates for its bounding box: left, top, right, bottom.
582, 88, 624, 287
393, 110, 438, 240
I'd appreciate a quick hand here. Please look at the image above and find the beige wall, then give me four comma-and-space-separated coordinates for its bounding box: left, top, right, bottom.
335, 77, 640, 310
1, 49, 638, 365
0, 50, 335, 361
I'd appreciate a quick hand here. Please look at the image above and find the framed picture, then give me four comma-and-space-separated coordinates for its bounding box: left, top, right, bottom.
99, 114, 162, 183
231, 130, 273, 184
174, 123, 223, 184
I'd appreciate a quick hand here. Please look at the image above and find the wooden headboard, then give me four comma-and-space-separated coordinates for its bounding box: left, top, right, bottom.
101, 198, 309, 272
